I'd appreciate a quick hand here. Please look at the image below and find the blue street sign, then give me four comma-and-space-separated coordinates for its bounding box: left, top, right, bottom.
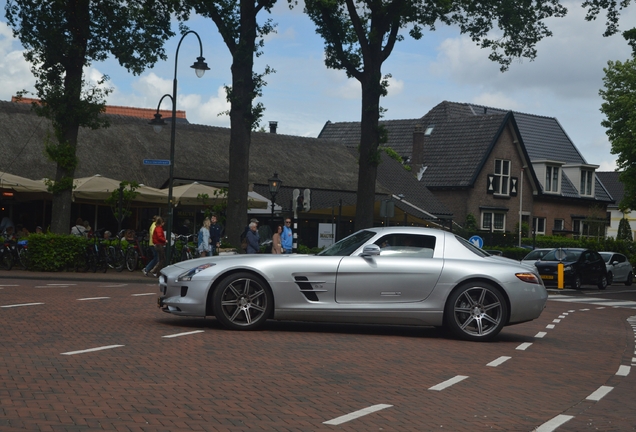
143, 159, 171, 166
468, 235, 484, 248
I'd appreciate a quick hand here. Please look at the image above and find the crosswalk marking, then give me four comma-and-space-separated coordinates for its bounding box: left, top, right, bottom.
549, 295, 636, 308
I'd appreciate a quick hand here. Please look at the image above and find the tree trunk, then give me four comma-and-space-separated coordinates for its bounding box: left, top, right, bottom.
354, 67, 383, 230
225, 2, 258, 249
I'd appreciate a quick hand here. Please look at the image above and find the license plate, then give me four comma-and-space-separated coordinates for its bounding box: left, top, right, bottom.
540, 275, 554, 280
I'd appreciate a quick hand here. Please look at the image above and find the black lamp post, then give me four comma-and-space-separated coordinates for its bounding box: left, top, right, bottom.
268, 172, 281, 225
149, 30, 209, 264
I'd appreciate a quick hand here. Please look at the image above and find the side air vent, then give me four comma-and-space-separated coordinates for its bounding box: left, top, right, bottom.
294, 276, 321, 301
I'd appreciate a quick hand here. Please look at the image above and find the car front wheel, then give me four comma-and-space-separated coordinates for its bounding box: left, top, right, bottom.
444, 282, 507, 342
598, 274, 608, 290
213, 272, 273, 330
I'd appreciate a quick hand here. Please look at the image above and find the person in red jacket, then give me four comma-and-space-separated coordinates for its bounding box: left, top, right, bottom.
149, 217, 166, 277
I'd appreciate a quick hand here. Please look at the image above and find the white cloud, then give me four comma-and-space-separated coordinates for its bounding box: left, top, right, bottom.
385, 76, 404, 97
180, 86, 230, 127
472, 92, 521, 110
0, 22, 34, 100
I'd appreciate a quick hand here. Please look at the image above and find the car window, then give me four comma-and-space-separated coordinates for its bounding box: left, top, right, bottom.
455, 235, 490, 257
523, 249, 550, 260
317, 230, 376, 256
600, 253, 612, 263
542, 249, 582, 261
616, 254, 626, 263
374, 234, 436, 258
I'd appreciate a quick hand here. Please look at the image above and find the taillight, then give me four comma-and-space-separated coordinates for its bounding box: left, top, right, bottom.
516, 272, 540, 284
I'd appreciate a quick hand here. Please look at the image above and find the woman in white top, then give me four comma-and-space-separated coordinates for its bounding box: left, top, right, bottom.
198, 218, 212, 256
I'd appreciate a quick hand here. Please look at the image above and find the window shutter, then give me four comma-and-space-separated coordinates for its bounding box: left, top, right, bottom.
510, 177, 518, 196
487, 174, 496, 194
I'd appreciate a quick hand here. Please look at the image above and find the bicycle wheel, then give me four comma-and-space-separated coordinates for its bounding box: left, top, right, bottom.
113, 248, 125, 272
1, 248, 13, 270
97, 248, 108, 273
125, 248, 139, 272
88, 250, 98, 273
18, 248, 29, 270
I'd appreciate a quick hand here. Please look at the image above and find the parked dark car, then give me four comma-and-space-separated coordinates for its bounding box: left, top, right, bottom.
534, 248, 608, 290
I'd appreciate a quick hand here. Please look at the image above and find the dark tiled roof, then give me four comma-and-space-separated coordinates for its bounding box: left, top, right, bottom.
596, 171, 622, 207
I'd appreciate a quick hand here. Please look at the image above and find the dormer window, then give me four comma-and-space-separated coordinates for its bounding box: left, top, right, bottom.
545, 166, 559, 193
580, 170, 594, 196
424, 125, 434, 135
494, 159, 510, 195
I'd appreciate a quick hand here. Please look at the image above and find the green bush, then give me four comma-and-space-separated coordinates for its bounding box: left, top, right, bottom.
26, 233, 88, 272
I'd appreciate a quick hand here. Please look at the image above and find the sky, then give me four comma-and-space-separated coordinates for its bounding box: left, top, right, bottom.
0, 1, 635, 172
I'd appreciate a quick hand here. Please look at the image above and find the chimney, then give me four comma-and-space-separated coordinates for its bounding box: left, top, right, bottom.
412, 124, 424, 175
269, 121, 278, 134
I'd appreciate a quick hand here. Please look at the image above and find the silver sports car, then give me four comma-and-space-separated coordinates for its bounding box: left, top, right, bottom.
158, 227, 547, 341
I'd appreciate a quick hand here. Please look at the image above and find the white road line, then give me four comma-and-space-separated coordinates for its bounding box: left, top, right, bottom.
61, 345, 124, 355
162, 330, 205, 338
568, 310, 575, 312
558, 315, 566, 318
546, 324, 555, 329
487, 356, 511, 367
0, 284, 18, 287
632, 357, 636, 363
77, 297, 110, 301
552, 319, 561, 323
535, 414, 574, 432
586, 386, 613, 401
617, 365, 630, 376
581, 308, 590, 311
1, 302, 44, 308
100, 284, 128, 288
535, 332, 547, 338
597, 307, 606, 309
35, 285, 70, 288
131, 293, 156, 297
323, 404, 392, 425
428, 375, 468, 391
48, 283, 76, 286
516, 342, 533, 351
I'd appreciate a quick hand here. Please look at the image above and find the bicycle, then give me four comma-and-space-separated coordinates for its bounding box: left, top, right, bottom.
172, 234, 199, 263
125, 230, 152, 272
104, 230, 126, 272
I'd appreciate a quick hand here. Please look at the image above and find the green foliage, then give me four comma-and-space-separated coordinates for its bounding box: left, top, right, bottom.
297, 244, 324, 255
105, 181, 140, 224
617, 217, 634, 241
26, 233, 88, 272
600, 57, 636, 212
464, 214, 478, 231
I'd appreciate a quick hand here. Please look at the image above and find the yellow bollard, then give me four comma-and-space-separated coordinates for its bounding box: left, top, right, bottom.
557, 262, 564, 289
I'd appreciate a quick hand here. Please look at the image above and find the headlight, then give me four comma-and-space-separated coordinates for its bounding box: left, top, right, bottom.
516, 272, 540, 284
177, 263, 216, 281
563, 265, 572, 272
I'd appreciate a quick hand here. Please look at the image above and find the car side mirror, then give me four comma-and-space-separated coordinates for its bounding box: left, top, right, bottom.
361, 244, 381, 257
612, 261, 619, 265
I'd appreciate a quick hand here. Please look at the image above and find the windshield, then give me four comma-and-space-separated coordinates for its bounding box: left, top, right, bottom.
455, 235, 490, 257
542, 249, 582, 262
317, 230, 377, 256
599, 253, 612, 263
523, 249, 551, 261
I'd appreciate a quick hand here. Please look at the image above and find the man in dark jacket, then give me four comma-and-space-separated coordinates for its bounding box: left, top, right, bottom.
246, 221, 260, 254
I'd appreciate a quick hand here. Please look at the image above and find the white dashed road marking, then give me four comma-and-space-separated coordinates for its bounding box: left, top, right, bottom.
535, 414, 574, 432
1, 302, 44, 308
162, 330, 205, 338
586, 386, 613, 401
616, 365, 630, 376
516, 342, 532, 351
535, 332, 547, 338
77, 297, 110, 301
61, 345, 125, 355
428, 375, 468, 391
131, 293, 156, 297
323, 404, 392, 425
486, 356, 511, 367
100, 284, 128, 288
546, 324, 555, 329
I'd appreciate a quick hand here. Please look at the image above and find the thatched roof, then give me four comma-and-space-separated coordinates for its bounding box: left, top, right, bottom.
0, 100, 363, 191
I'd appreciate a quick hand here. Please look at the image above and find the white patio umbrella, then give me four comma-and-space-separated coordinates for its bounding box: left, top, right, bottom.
166, 182, 268, 209
0, 172, 48, 193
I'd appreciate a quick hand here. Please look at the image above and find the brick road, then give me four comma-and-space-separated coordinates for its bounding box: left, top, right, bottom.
1, 271, 635, 431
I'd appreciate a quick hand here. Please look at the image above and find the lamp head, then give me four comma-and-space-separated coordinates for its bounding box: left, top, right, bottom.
268, 172, 281, 196
191, 56, 210, 78
149, 112, 166, 134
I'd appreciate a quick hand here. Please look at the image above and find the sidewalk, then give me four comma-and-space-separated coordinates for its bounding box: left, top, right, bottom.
0, 268, 151, 283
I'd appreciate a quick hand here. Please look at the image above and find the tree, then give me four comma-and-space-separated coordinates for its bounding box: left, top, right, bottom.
5, 0, 174, 234
599, 57, 636, 211
304, 0, 567, 230
176, 0, 276, 249
104, 181, 140, 234
617, 216, 633, 241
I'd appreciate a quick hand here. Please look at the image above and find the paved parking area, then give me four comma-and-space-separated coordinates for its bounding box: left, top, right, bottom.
1, 276, 636, 431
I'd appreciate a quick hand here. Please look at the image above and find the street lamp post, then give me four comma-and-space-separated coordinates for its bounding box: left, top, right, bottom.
268, 172, 282, 226
149, 31, 209, 264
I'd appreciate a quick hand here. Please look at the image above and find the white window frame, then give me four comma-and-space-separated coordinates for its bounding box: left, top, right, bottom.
533, 217, 546, 235
545, 166, 560, 193
580, 170, 594, 196
494, 159, 511, 196
481, 211, 506, 232
554, 219, 564, 231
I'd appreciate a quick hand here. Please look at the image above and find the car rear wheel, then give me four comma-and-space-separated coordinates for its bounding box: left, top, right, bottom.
598, 274, 608, 290
444, 282, 507, 342
213, 272, 273, 330
571, 274, 582, 290
625, 272, 633, 287
607, 272, 613, 286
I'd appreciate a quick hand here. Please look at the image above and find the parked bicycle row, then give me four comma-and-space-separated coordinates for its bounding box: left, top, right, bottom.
0, 228, 199, 273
